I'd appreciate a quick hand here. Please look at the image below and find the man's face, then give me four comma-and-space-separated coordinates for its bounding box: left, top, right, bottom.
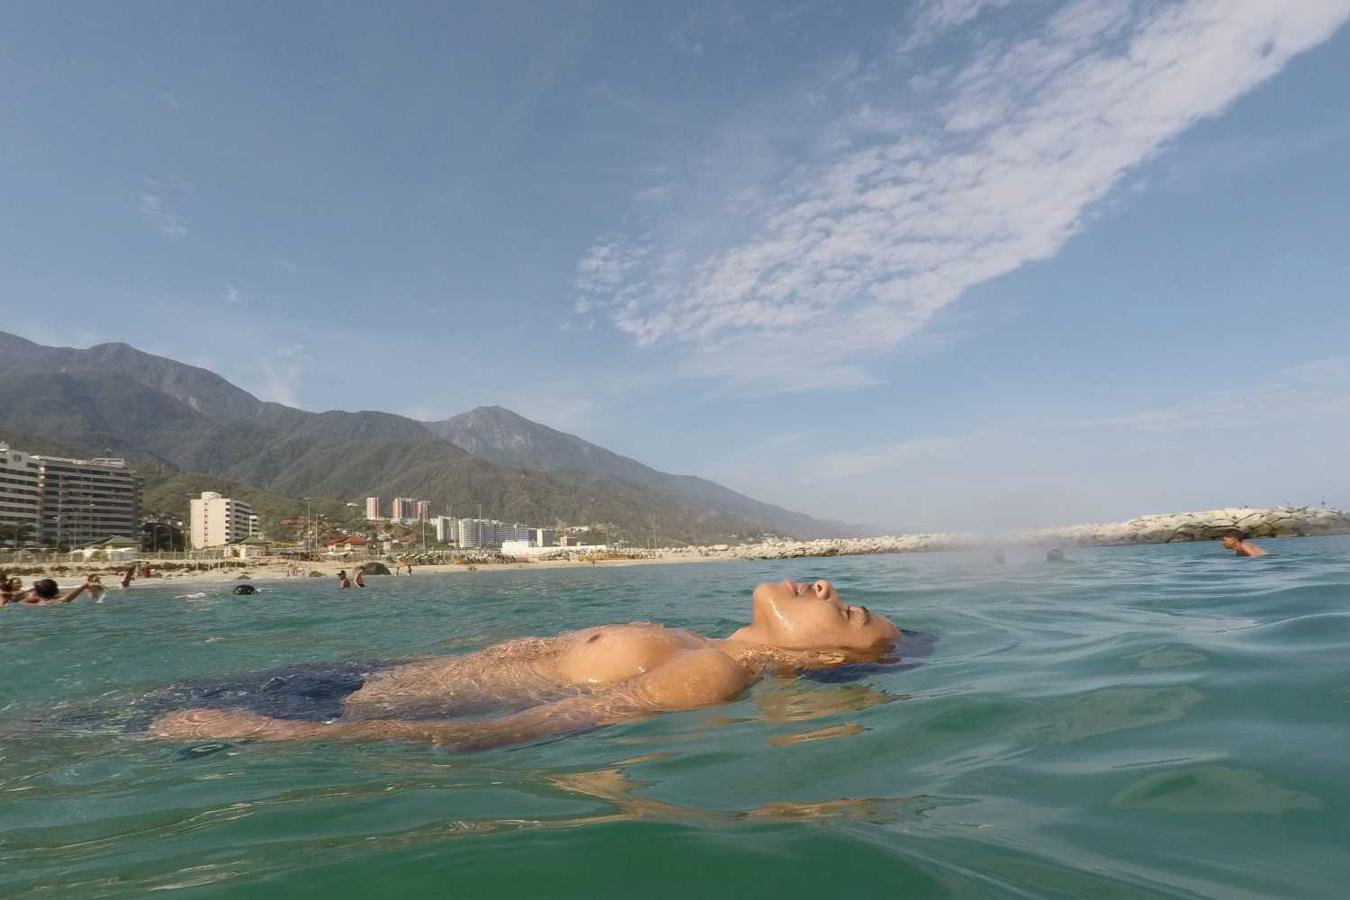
1220, 536, 1240, 550
749, 579, 898, 651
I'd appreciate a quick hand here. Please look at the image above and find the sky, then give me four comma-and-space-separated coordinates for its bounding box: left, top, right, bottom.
2, 0, 1349, 532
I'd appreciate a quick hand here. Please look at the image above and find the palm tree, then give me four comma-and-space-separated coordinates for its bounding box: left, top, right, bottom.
0, 521, 36, 549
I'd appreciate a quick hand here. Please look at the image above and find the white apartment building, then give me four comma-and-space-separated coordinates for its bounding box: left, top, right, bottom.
365, 497, 382, 520
0, 444, 41, 544
415, 500, 431, 522
31, 453, 141, 548
391, 497, 418, 522
433, 515, 458, 543
190, 491, 257, 549
456, 518, 532, 550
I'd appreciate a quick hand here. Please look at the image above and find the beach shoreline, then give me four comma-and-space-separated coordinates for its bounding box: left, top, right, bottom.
6, 504, 1347, 591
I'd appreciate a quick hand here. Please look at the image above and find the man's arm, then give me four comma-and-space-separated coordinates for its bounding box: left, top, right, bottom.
151, 648, 750, 749
56, 578, 94, 604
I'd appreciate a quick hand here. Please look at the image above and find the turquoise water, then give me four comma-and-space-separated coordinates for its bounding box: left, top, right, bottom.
3, 537, 1350, 898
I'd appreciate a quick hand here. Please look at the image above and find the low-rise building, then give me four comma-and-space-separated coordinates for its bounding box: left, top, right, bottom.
326, 535, 370, 555
228, 536, 272, 559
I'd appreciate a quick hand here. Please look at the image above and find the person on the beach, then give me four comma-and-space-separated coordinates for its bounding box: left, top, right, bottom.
337, 570, 351, 588
1219, 533, 1267, 557
354, 569, 365, 588
148, 579, 900, 749
119, 567, 134, 589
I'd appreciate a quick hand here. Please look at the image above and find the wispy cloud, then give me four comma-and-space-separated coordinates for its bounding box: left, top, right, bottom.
223, 286, 243, 306
137, 192, 187, 237
900, 0, 1012, 52
808, 435, 965, 481
257, 342, 307, 407
1092, 356, 1350, 432
576, 1, 1350, 390
707, 355, 1350, 530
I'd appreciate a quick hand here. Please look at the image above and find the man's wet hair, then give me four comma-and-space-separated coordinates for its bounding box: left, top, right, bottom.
1219, 529, 1245, 541
32, 578, 59, 599
803, 629, 935, 683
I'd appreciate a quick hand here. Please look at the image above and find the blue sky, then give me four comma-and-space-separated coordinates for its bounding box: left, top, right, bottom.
2, 1, 1349, 531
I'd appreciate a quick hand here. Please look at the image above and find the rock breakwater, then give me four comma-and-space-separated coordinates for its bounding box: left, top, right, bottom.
665, 506, 1349, 562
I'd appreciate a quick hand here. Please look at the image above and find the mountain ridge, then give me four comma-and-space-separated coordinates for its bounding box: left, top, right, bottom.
426, 405, 858, 538
0, 331, 858, 541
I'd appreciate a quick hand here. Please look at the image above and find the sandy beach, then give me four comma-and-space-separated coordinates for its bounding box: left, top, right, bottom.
4, 553, 716, 592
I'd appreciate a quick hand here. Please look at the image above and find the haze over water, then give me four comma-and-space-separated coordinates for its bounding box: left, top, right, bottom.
4, 537, 1349, 897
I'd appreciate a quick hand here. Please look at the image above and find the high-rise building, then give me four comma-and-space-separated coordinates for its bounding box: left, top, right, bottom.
433, 516, 458, 543
533, 527, 558, 548
415, 500, 432, 522
190, 491, 257, 549
365, 497, 382, 520
455, 519, 533, 549
0, 444, 41, 546
455, 518, 492, 549
391, 497, 418, 522
32, 453, 141, 547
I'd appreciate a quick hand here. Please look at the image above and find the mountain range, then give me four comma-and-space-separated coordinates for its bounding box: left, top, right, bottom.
0, 331, 857, 543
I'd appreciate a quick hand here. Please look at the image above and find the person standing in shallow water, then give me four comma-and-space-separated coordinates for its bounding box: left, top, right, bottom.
1219, 533, 1267, 557
147, 579, 901, 750
337, 570, 351, 588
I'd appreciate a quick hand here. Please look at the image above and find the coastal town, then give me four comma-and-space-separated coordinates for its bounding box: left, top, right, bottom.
5, 439, 1347, 590
0, 440, 612, 567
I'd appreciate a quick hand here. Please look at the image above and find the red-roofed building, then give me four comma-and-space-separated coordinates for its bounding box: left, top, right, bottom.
326, 534, 370, 555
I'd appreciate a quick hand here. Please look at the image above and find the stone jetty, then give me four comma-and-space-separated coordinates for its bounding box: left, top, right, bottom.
663, 506, 1349, 562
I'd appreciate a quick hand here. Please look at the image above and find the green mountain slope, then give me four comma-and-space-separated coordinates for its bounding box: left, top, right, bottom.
0, 336, 815, 543
427, 405, 861, 537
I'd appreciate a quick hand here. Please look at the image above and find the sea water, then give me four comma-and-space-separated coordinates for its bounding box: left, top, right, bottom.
2, 536, 1349, 898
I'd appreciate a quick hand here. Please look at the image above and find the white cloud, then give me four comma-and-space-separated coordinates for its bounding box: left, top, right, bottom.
223, 286, 243, 306
808, 435, 964, 481
576, 1, 1350, 390
710, 355, 1350, 530
900, 0, 1013, 52
257, 343, 307, 407
1091, 356, 1350, 432
137, 192, 187, 237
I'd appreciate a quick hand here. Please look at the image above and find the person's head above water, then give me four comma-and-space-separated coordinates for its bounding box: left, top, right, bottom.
726, 579, 898, 652
1219, 532, 1244, 550
32, 578, 59, 600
